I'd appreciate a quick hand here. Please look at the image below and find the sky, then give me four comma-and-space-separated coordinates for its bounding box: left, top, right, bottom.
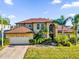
0, 0, 79, 26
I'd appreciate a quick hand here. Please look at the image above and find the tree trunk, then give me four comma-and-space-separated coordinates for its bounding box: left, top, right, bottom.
75, 27, 77, 45
1, 18, 4, 47
62, 25, 64, 35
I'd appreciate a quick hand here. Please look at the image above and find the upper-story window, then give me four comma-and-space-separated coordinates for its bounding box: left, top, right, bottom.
41, 24, 44, 29
37, 24, 40, 29
28, 24, 32, 28
29, 24, 32, 29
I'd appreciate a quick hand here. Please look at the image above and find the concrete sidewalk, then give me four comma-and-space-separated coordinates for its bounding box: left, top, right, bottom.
0, 45, 28, 59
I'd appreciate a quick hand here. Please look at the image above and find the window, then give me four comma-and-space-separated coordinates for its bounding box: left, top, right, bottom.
41, 24, 44, 29
37, 24, 40, 29
29, 24, 32, 27
28, 24, 32, 30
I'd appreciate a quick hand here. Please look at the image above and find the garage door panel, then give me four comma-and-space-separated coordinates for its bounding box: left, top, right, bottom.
9, 37, 32, 44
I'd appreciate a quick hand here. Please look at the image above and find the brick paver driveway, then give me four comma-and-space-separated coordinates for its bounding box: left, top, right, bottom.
0, 45, 28, 59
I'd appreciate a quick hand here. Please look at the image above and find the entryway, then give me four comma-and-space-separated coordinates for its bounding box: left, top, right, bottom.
49, 24, 55, 41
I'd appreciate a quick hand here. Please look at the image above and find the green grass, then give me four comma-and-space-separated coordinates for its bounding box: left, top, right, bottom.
24, 46, 79, 59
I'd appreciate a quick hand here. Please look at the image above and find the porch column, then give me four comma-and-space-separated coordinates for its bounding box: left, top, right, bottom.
46, 23, 50, 38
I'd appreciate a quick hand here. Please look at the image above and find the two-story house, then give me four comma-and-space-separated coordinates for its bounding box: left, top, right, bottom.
16, 18, 53, 36
5, 18, 56, 44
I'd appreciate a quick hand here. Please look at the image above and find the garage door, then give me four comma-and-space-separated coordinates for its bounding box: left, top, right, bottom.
9, 37, 32, 44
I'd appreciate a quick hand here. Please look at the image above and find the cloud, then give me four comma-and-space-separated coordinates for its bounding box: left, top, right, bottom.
61, 1, 79, 9
67, 13, 76, 17
8, 15, 16, 19
61, 4, 72, 9
4, 0, 13, 5
68, 14, 76, 17
51, 0, 61, 4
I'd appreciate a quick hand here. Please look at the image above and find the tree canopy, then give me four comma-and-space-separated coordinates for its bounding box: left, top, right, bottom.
53, 15, 69, 26
0, 16, 10, 25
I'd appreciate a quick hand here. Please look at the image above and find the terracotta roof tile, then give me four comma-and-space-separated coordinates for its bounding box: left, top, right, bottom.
16, 18, 51, 24
5, 27, 32, 33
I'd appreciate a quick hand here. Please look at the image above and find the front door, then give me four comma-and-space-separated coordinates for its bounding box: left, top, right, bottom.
49, 24, 55, 41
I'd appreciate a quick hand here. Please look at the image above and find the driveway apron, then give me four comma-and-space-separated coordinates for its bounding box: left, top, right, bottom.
0, 45, 28, 59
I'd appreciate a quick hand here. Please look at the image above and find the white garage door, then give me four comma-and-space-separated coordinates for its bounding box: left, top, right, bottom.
9, 37, 32, 44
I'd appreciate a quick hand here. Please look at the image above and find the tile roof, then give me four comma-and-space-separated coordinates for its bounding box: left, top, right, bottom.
16, 18, 51, 24
57, 25, 73, 33
5, 27, 32, 34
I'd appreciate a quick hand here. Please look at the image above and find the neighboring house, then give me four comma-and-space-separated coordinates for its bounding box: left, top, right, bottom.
56, 25, 74, 38
0, 24, 11, 38
5, 18, 74, 44
0, 24, 11, 31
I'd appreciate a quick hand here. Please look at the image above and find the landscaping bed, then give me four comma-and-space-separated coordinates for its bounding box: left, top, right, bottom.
24, 46, 79, 59
0, 38, 9, 50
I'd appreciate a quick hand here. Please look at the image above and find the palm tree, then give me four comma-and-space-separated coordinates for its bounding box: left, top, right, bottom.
0, 17, 10, 25
0, 16, 4, 46
53, 15, 69, 35
72, 14, 79, 45
4, 18, 10, 25
0, 16, 10, 46
53, 15, 79, 45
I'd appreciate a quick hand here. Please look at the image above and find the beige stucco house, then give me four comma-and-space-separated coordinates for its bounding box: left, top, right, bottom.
5, 18, 55, 44
15, 18, 55, 38
5, 18, 73, 44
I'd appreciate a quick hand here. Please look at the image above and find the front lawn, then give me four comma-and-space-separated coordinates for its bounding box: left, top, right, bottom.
24, 46, 79, 59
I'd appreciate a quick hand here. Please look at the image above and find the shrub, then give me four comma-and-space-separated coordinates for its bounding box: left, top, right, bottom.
29, 38, 44, 44
69, 36, 76, 44
30, 27, 53, 45
0, 38, 10, 46
54, 34, 71, 46
57, 43, 63, 46
78, 37, 79, 41
0, 38, 2, 45
0, 38, 2, 41
29, 38, 52, 45
4, 38, 10, 45
29, 39, 35, 45
63, 41, 72, 47
45, 38, 52, 42
55, 34, 68, 43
